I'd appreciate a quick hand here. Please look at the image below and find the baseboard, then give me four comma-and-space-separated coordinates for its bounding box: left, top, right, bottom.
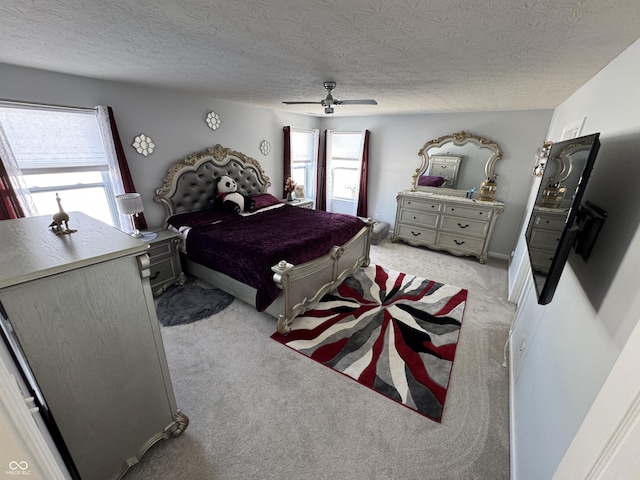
489, 251, 510, 261
508, 335, 518, 480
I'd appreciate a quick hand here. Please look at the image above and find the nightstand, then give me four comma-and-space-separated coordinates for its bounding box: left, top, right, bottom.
143, 227, 186, 296
282, 198, 314, 209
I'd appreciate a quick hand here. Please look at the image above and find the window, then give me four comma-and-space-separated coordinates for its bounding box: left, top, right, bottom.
0, 105, 124, 228
326, 131, 365, 215
290, 128, 319, 202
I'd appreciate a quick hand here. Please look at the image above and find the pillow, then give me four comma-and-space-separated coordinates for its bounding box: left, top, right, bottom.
249, 193, 281, 211
167, 208, 234, 229
418, 175, 445, 187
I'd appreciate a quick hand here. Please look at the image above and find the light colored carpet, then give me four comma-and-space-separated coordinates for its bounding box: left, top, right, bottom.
123, 239, 515, 480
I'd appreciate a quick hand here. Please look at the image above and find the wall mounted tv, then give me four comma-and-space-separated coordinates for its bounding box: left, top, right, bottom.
525, 133, 601, 305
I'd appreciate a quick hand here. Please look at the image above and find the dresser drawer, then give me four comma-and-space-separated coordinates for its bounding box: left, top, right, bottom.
149, 257, 179, 294
532, 213, 566, 231
399, 209, 439, 227
440, 215, 489, 237
396, 224, 437, 244
528, 247, 555, 274
430, 163, 457, 176
144, 228, 186, 296
148, 241, 172, 259
528, 228, 562, 249
437, 232, 483, 255
400, 197, 441, 213
443, 204, 493, 219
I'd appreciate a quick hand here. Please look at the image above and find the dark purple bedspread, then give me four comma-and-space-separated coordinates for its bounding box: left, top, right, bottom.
182, 205, 365, 311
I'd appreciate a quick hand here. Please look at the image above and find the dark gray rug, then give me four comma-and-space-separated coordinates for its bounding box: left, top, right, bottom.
155, 282, 234, 326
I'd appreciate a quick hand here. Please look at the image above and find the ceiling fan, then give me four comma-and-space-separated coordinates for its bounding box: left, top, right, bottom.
283, 81, 378, 114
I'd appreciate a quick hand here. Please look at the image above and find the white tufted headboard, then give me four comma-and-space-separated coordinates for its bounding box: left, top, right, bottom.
154, 144, 271, 221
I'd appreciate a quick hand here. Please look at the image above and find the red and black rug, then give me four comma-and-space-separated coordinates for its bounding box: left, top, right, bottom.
271, 264, 467, 422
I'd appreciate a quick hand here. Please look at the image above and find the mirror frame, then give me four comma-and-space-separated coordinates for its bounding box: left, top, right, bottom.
411, 131, 503, 197
545, 146, 575, 185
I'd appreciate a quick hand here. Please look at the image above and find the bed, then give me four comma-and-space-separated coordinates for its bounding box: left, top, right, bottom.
154, 144, 373, 335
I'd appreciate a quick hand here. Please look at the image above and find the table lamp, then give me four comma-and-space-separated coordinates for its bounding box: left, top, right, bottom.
115, 192, 145, 238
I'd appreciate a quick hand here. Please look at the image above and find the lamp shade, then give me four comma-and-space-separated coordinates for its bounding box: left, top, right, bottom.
115, 193, 144, 215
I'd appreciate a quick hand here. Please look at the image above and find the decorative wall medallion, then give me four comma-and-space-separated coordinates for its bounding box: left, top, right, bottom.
205, 111, 221, 131
260, 140, 271, 156
132, 134, 155, 156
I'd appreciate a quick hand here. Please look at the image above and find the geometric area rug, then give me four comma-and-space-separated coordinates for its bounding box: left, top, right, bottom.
271, 264, 468, 422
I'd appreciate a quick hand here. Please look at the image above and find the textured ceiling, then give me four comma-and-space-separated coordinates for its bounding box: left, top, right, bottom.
1, 0, 640, 116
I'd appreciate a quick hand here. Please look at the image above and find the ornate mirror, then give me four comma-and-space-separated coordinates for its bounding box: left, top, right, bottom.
411, 131, 503, 197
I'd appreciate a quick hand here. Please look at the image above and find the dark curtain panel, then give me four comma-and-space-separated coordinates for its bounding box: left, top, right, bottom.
356, 130, 370, 217
0, 158, 25, 220
107, 107, 148, 230
316, 130, 328, 211
283, 126, 291, 198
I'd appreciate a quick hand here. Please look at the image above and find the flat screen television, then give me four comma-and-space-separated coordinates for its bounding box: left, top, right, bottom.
525, 133, 601, 304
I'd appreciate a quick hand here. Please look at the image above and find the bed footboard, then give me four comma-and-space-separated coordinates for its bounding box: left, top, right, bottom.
271, 220, 373, 335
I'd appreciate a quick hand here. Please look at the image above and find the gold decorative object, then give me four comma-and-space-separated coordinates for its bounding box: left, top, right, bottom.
478, 178, 497, 202
48, 193, 77, 235
540, 184, 567, 208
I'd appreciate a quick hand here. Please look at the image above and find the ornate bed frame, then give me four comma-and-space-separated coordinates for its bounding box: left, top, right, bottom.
154, 144, 373, 334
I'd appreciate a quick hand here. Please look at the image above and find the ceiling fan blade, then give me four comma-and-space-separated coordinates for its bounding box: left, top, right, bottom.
336, 99, 378, 105
282, 101, 322, 105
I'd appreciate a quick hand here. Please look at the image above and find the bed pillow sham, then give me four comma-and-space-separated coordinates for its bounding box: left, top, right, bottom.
166, 208, 234, 229
249, 193, 282, 211
418, 175, 446, 187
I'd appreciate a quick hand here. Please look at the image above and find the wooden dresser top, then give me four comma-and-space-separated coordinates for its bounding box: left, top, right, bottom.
0, 212, 147, 289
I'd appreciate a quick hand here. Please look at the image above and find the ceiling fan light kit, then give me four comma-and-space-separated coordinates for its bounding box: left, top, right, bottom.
283, 81, 377, 114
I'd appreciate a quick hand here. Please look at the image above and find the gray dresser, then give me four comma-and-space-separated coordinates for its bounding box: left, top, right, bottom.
0, 213, 187, 479
526, 207, 567, 273
391, 190, 504, 263
428, 155, 461, 188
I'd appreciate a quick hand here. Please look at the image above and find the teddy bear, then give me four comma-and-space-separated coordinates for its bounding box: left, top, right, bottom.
215, 175, 255, 213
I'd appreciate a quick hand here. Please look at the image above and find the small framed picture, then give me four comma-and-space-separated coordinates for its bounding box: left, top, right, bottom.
295, 185, 305, 199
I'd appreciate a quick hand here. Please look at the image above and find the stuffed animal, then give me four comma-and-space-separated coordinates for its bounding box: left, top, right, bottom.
215, 175, 255, 213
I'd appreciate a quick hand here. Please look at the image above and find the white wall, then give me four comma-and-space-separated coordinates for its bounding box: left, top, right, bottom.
0, 63, 551, 257
324, 111, 552, 257
510, 38, 640, 479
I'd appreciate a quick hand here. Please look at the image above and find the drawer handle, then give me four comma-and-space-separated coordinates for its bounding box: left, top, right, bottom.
150, 270, 161, 280
454, 239, 465, 245
413, 216, 417, 220
451, 208, 455, 211
457, 223, 470, 229
411, 231, 421, 237
479, 212, 484, 215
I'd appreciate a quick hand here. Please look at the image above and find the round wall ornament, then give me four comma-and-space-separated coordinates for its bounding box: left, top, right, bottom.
132, 134, 155, 156
260, 140, 271, 156
206, 111, 221, 131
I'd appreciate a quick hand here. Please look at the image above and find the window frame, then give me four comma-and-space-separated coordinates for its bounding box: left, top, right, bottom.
0, 103, 128, 230
326, 130, 366, 214
289, 128, 319, 204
